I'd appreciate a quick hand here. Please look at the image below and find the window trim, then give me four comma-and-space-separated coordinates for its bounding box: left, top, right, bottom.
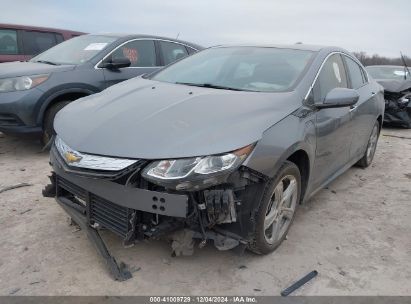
95, 38, 199, 70
304, 51, 368, 101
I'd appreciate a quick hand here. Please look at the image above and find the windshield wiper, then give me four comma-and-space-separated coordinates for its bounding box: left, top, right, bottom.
175, 82, 244, 91
35, 60, 59, 66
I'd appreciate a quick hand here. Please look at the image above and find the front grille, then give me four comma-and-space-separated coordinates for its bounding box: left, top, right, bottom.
53, 145, 147, 180
90, 194, 130, 237
0, 114, 23, 126
57, 176, 87, 201
56, 176, 130, 238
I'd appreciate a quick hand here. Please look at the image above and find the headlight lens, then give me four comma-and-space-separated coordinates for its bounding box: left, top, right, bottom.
142, 144, 254, 190
0, 74, 49, 92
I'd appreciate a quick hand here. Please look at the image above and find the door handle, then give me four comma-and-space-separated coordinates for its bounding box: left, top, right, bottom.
371, 92, 376, 96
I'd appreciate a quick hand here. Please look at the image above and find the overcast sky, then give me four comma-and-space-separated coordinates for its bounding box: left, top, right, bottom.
1, 0, 409, 57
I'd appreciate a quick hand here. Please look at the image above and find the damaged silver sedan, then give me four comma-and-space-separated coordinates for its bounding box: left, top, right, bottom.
43, 45, 384, 280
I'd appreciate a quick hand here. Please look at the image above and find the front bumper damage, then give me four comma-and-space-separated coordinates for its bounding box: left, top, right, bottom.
43, 146, 266, 280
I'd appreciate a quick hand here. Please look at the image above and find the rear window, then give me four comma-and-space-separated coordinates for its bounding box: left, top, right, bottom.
23, 31, 58, 55
0, 29, 18, 55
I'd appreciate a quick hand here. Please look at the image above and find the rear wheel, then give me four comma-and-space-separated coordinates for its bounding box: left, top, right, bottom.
356, 120, 380, 168
248, 161, 301, 254
41, 101, 71, 146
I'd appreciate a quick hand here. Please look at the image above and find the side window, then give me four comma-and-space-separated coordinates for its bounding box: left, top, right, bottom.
111, 40, 156, 67
345, 56, 365, 89
159, 41, 188, 65
55, 33, 64, 44
22, 31, 58, 55
313, 54, 348, 102
0, 29, 18, 55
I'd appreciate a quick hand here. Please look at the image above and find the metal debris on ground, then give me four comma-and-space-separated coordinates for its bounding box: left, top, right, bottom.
281, 270, 318, 296
0, 183, 32, 194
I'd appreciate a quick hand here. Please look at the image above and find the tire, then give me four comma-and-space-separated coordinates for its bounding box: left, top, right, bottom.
41, 101, 71, 146
356, 120, 380, 168
247, 161, 301, 254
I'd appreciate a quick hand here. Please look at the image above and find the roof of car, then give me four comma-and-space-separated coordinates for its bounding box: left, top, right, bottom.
91, 33, 203, 50
210, 44, 334, 52
366, 65, 406, 68
0, 23, 85, 35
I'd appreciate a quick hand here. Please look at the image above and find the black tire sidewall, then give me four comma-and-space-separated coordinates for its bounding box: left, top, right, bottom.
249, 161, 301, 254
42, 101, 71, 145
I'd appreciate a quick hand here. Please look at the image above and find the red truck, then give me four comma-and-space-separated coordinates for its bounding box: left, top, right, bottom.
0, 23, 85, 63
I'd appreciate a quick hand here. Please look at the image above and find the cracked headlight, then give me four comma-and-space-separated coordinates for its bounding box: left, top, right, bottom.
0, 74, 49, 92
142, 144, 254, 190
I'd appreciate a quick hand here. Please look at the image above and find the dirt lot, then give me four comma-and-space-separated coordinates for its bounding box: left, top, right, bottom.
0, 128, 410, 296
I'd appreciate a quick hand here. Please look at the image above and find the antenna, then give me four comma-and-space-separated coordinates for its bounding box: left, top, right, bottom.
400, 52, 410, 80
176, 33, 180, 40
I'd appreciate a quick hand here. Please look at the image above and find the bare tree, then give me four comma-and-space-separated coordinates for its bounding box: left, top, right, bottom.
353, 52, 411, 66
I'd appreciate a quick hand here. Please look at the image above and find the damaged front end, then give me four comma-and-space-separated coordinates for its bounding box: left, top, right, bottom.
379, 80, 411, 128
43, 137, 266, 279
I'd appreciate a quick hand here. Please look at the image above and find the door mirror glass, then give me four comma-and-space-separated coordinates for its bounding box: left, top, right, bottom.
316, 87, 359, 109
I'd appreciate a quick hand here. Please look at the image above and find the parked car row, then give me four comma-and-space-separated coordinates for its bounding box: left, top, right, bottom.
0, 33, 202, 143
1, 25, 385, 280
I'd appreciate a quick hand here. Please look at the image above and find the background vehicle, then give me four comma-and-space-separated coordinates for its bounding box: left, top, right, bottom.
366, 65, 411, 128
44, 45, 384, 278
0, 34, 202, 144
0, 23, 84, 63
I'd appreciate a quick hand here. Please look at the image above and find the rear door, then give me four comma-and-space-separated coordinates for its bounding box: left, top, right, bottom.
100, 39, 160, 88
343, 55, 376, 160
311, 53, 353, 188
0, 28, 25, 62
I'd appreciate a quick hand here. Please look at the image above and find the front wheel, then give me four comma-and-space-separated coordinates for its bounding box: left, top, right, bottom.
248, 161, 301, 254
41, 101, 71, 146
356, 120, 380, 168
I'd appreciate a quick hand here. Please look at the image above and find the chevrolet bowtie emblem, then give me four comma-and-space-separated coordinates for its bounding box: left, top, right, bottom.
64, 151, 82, 163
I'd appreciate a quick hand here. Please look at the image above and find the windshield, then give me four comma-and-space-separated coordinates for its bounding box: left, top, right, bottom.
30, 35, 117, 65
151, 47, 314, 92
366, 66, 410, 80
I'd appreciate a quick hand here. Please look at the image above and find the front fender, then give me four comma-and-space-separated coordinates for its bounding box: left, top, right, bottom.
243, 113, 316, 180
35, 84, 100, 125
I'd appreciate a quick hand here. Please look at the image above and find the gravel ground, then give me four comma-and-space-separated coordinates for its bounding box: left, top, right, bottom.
0, 128, 410, 296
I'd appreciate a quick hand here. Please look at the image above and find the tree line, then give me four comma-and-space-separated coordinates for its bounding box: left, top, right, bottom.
353, 52, 411, 67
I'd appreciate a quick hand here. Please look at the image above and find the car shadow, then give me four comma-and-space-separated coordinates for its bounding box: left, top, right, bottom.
0, 132, 44, 156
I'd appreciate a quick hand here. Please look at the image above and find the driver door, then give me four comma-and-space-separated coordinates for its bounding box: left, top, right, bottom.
100, 39, 160, 88
310, 54, 354, 189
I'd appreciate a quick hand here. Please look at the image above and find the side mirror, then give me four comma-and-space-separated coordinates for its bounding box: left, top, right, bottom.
316, 88, 359, 109
99, 57, 131, 69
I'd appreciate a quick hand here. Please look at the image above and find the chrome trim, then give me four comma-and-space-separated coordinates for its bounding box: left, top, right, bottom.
55, 137, 138, 171
304, 51, 369, 101
94, 38, 199, 70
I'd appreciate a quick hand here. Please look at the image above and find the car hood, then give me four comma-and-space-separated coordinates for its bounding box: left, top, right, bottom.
377, 79, 411, 93
55, 78, 300, 159
0, 61, 75, 78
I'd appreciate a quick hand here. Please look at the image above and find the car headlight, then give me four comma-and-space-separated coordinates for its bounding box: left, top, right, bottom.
142, 144, 255, 190
0, 74, 49, 93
